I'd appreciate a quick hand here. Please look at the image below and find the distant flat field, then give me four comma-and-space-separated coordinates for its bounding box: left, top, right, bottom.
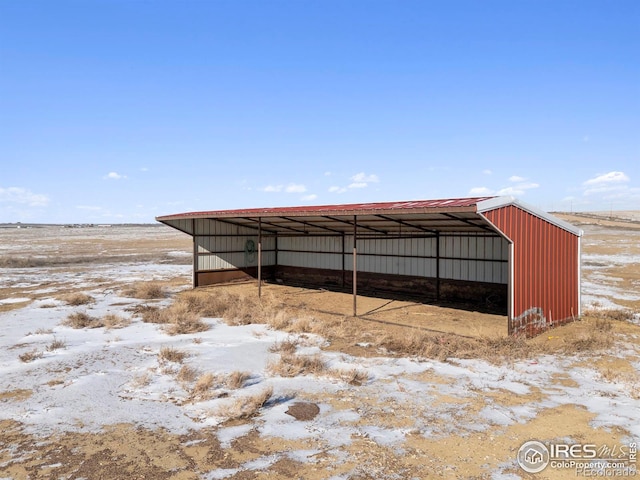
0, 218, 638, 479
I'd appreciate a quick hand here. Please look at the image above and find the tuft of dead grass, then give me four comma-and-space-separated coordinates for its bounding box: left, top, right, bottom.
190, 372, 218, 401
176, 365, 200, 384
158, 346, 188, 363
164, 312, 209, 336
225, 371, 251, 389
46, 337, 66, 351
18, 349, 43, 363
121, 281, 167, 300
269, 338, 299, 355
102, 313, 131, 330
583, 307, 634, 324
133, 299, 210, 335
58, 292, 94, 306
267, 353, 326, 377
216, 386, 273, 421
131, 372, 152, 388
566, 331, 613, 352
62, 312, 104, 329
331, 368, 369, 386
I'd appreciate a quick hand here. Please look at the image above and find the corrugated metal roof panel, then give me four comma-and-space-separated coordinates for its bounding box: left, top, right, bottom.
156, 196, 496, 221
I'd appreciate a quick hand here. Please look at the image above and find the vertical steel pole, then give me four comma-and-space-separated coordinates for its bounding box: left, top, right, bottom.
192, 219, 197, 288
353, 215, 357, 317
436, 232, 440, 301
258, 218, 262, 298
341, 232, 346, 288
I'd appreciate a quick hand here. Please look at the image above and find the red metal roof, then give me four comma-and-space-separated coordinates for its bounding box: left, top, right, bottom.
156, 196, 496, 221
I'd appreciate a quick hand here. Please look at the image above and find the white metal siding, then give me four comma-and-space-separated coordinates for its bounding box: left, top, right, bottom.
191, 219, 508, 283
194, 219, 275, 271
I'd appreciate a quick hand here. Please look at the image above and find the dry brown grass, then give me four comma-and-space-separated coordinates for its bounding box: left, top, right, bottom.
216, 386, 274, 421
189, 372, 218, 401
269, 338, 299, 355
176, 365, 200, 384
164, 313, 209, 336
121, 282, 167, 299
18, 349, 43, 363
267, 353, 326, 377
46, 337, 66, 351
133, 297, 210, 335
158, 346, 188, 363
583, 307, 635, 323
131, 372, 152, 388
102, 313, 131, 330
58, 292, 94, 306
225, 371, 251, 389
62, 312, 104, 329
331, 368, 369, 386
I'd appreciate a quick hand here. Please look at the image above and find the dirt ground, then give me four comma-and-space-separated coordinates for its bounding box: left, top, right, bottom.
1, 218, 639, 479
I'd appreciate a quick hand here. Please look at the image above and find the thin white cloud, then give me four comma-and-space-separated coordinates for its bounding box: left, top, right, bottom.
582, 171, 631, 197
140, 167, 149, 172
469, 178, 539, 198
104, 172, 127, 180
583, 171, 629, 186
497, 182, 539, 196
468, 187, 493, 195
262, 183, 307, 193
324, 171, 332, 176
482, 169, 492, 175
0, 187, 50, 207
285, 183, 307, 193
351, 172, 379, 184
329, 172, 380, 194
301, 194, 318, 201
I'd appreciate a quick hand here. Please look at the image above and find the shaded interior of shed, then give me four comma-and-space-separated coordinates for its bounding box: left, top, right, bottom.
160, 208, 510, 316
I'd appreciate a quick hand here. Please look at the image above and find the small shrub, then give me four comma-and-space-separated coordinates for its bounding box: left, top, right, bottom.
135, 305, 164, 324
176, 365, 199, 384
216, 386, 274, 421
131, 372, 152, 388
62, 312, 103, 329
594, 317, 614, 332
269, 338, 299, 355
267, 354, 325, 377
102, 313, 131, 330
158, 346, 188, 363
46, 337, 66, 351
121, 282, 167, 300
164, 313, 209, 336
567, 332, 613, 352
332, 368, 368, 386
58, 292, 94, 306
266, 310, 292, 331
19, 349, 43, 363
225, 371, 251, 389
190, 372, 217, 400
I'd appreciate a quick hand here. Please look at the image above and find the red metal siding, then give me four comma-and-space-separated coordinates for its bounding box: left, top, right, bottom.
483, 206, 580, 336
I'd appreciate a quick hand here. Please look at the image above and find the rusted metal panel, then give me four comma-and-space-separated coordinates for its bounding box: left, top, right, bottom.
482, 205, 580, 337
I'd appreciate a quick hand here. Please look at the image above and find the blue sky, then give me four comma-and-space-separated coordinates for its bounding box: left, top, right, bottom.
1, 1, 638, 223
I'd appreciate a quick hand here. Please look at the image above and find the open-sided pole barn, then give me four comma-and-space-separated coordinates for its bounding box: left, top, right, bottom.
157, 196, 583, 337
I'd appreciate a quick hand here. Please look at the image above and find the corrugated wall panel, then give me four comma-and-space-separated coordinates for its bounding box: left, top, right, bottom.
483, 205, 580, 336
